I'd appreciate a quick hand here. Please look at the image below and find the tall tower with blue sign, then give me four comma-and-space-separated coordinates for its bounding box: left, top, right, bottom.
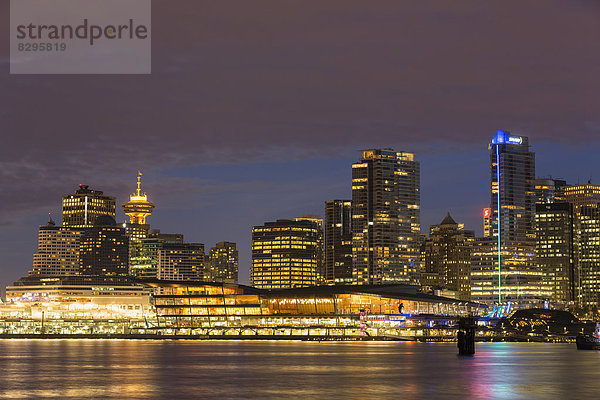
489, 130, 536, 243
480, 130, 546, 307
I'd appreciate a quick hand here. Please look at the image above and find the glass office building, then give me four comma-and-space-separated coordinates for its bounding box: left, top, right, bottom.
578, 205, 600, 308
251, 219, 321, 289
324, 200, 353, 285
536, 202, 576, 304
470, 237, 549, 308
489, 131, 536, 242
62, 185, 116, 228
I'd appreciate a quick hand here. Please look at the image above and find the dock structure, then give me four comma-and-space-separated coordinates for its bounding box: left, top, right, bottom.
457, 316, 477, 355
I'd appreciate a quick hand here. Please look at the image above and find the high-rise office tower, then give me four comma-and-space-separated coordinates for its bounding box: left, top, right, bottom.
534, 178, 567, 204
79, 215, 129, 276
122, 172, 155, 240
470, 237, 548, 306
490, 131, 536, 242
535, 202, 576, 304
29, 215, 84, 277
250, 219, 321, 289
475, 131, 547, 308
129, 230, 184, 278
206, 242, 239, 284
421, 213, 474, 301
324, 200, 353, 285
564, 183, 600, 209
554, 182, 567, 202
352, 149, 420, 285
578, 205, 600, 308
157, 243, 205, 281
295, 215, 324, 284
62, 185, 116, 228
564, 182, 600, 309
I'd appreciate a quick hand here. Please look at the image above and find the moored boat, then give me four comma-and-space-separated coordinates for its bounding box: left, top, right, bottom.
576, 323, 600, 350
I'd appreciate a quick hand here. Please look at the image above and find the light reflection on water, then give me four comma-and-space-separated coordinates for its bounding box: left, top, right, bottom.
0, 340, 598, 399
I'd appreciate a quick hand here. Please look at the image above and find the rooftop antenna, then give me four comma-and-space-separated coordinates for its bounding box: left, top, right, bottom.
137, 171, 143, 196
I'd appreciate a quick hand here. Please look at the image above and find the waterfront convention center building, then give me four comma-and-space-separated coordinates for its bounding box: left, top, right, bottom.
0, 280, 484, 340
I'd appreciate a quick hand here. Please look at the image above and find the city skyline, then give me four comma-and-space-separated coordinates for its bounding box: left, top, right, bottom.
1, 136, 598, 289
2, 1, 600, 397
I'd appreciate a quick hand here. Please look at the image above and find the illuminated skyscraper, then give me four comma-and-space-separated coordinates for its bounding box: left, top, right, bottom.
470, 237, 548, 307
79, 215, 129, 276
535, 202, 576, 304
157, 243, 205, 281
490, 131, 536, 242
324, 200, 353, 285
421, 213, 474, 301
534, 178, 567, 204
352, 149, 420, 285
250, 219, 321, 289
476, 131, 547, 308
563, 184, 600, 309
295, 215, 324, 284
563, 183, 600, 309
564, 183, 600, 209
29, 215, 84, 277
577, 205, 600, 308
129, 231, 184, 278
206, 242, 239, 284
62, 185, 116, 228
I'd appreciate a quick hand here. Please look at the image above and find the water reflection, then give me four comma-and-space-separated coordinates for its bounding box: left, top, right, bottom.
0, 340, 598, 399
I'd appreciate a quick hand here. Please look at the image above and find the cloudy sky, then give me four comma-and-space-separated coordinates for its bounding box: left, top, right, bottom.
1, 0, 599, 287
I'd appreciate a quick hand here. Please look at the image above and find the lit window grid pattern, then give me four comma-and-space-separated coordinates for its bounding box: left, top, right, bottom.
157, 244, 205, 281
564, 185, 600, 209
251, 222, 321, 289
79, 227, 129, 276
128, 238, 163, 278
578, 205, 600, 308
206, 242, 239, 284
535, 204, 576, 304
489, 139, 536, 243
324, 200, 353, 285
470, 239, 550, 307
351, 149, 421, 286
62, 194, 116, 228
421, 223, 474, 301
30, 227, 84, 276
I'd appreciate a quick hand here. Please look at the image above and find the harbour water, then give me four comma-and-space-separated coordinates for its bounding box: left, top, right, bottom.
0, 340, 598, 399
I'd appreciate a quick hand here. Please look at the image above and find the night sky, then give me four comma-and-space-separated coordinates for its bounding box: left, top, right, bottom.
1, 1, 599, 288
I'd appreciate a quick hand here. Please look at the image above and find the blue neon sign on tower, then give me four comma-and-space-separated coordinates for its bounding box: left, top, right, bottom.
492, 130, 523, 145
